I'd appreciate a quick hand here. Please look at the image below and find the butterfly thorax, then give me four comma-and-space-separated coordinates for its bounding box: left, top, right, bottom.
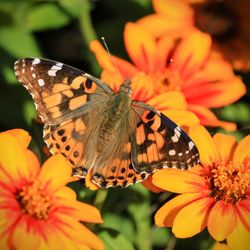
96, 82, 132, 153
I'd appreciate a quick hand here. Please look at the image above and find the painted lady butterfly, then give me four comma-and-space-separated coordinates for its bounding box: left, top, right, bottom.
14, 58, 199, 188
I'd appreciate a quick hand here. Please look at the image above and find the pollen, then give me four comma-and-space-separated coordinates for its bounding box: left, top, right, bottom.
209, 157, 250, 205
16, 181, 54, 220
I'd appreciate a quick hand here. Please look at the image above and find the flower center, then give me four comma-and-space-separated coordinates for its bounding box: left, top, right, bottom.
154, 69, 182, 94
194, 2, 238, 40
209, 158, 250, 204
16, 181, 54, 220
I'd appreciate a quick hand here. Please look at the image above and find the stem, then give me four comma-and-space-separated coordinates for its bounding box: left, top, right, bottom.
78, 0, 100, 74
94, 189, 108, 211
166, 235, 177, 250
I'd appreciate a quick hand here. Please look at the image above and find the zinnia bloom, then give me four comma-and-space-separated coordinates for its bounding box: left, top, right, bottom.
90, 22, 246, 130
137, 0, 250, 71
152, 125, 250, 250
0, 129, 104, 250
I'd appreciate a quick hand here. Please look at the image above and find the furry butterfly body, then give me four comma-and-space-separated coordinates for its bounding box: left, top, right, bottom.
14, 58, 199, 188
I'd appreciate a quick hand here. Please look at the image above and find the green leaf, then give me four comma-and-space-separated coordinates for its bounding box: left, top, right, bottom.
152, 226, 170, 247
101, 213, 135, 241
59, 0, 80, 17
128, 184, 151, 250
26, 3, 70, 31
23, 100, 36, 125
99, 230, 134, 250
2, 65, 17, 85
0, 26, 41, 57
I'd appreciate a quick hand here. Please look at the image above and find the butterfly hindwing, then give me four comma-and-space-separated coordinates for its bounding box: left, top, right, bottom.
14, 58, 114, 125
131, 101, 199, 173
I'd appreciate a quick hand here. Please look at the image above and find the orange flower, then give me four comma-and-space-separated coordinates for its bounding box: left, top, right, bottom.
152, 126, 250, 249
0, 129, 104, 250
137, 0, 250, 71
90, 22, 246, 130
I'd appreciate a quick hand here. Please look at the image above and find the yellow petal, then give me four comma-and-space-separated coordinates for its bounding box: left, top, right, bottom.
12, 218, 41, 250
212, 242, 231, 250
3, 129, 31, 148
85, 170, 99, 190
38, 154, 72, 191
55, 186, 77, 200
213, 133, 237, 162
71, 201, 103, 224
172, 196, 215, 238
233, 135, 250, 166
227, 220, 250, 250
57, 214, 104, 250
161, 110, 199, 128
207, 201, 237, 241
152, 168, 206, 193
124, 22, 158, 73
155, 192, 204, 227
189, 125, 219, 166
0, 133, 34, 186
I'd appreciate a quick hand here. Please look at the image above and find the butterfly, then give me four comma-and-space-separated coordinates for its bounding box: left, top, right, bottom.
14, 58, 199, 188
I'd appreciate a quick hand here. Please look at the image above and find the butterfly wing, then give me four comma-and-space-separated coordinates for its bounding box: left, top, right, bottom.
14, 58, 114, 174
130, 101, 199, 172
14, 58, 114, 125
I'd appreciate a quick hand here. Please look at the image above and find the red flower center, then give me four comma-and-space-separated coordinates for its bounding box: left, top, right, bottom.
16, 181, 54, 220
209, 158, 250, 205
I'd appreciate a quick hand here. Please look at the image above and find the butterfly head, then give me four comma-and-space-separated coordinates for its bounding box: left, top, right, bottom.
119, 79, 132, 97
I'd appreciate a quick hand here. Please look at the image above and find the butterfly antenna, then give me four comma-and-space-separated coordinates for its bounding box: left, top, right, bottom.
101, 36, 124, 83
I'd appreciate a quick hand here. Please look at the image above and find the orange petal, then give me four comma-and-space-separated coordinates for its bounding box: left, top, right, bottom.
236, 199, 250, 232
0, 133, 34, 188
213, 133, 238, 162
212, 242, 231, 250
188, 104, 237, 131
142, 175, 165, 193
227, 219, 250, 250
85, 170, 99, 190
137, 14, 192, 39
161, 109, 200, 128
147, 91, 187, 110
153, 0, 193, 17
38, 154, 72, 191
189, 125, 219, 166
172, 196, 215, 238
124, 22, 158, 73
184, 77, 246, 108
171, 30, 212, 79
155, 192, 205, 227
233, 135, 250, 166
131, 73, 154, 101
152, 168, 206, 193
207, 201, 237, 241
3, 129, 31, 149
12, 218, 41, 250
89, 40, 115, 72
56, 214, 104, 250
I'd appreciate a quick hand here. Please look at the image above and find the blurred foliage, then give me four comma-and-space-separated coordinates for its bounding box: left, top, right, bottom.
0, 0, 249, 249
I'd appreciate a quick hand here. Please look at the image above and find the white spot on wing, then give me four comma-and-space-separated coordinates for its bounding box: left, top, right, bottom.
169, 149, 176, 156
32, 58, 41, 65
38, 79, 45, 86
188, 141, 194, 150
178, 152, 183, 156
32, 73, 36, 78
47, 63, 63, 76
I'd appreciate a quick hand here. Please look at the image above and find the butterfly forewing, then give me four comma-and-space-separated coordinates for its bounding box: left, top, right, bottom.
14, 58, 113, 125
